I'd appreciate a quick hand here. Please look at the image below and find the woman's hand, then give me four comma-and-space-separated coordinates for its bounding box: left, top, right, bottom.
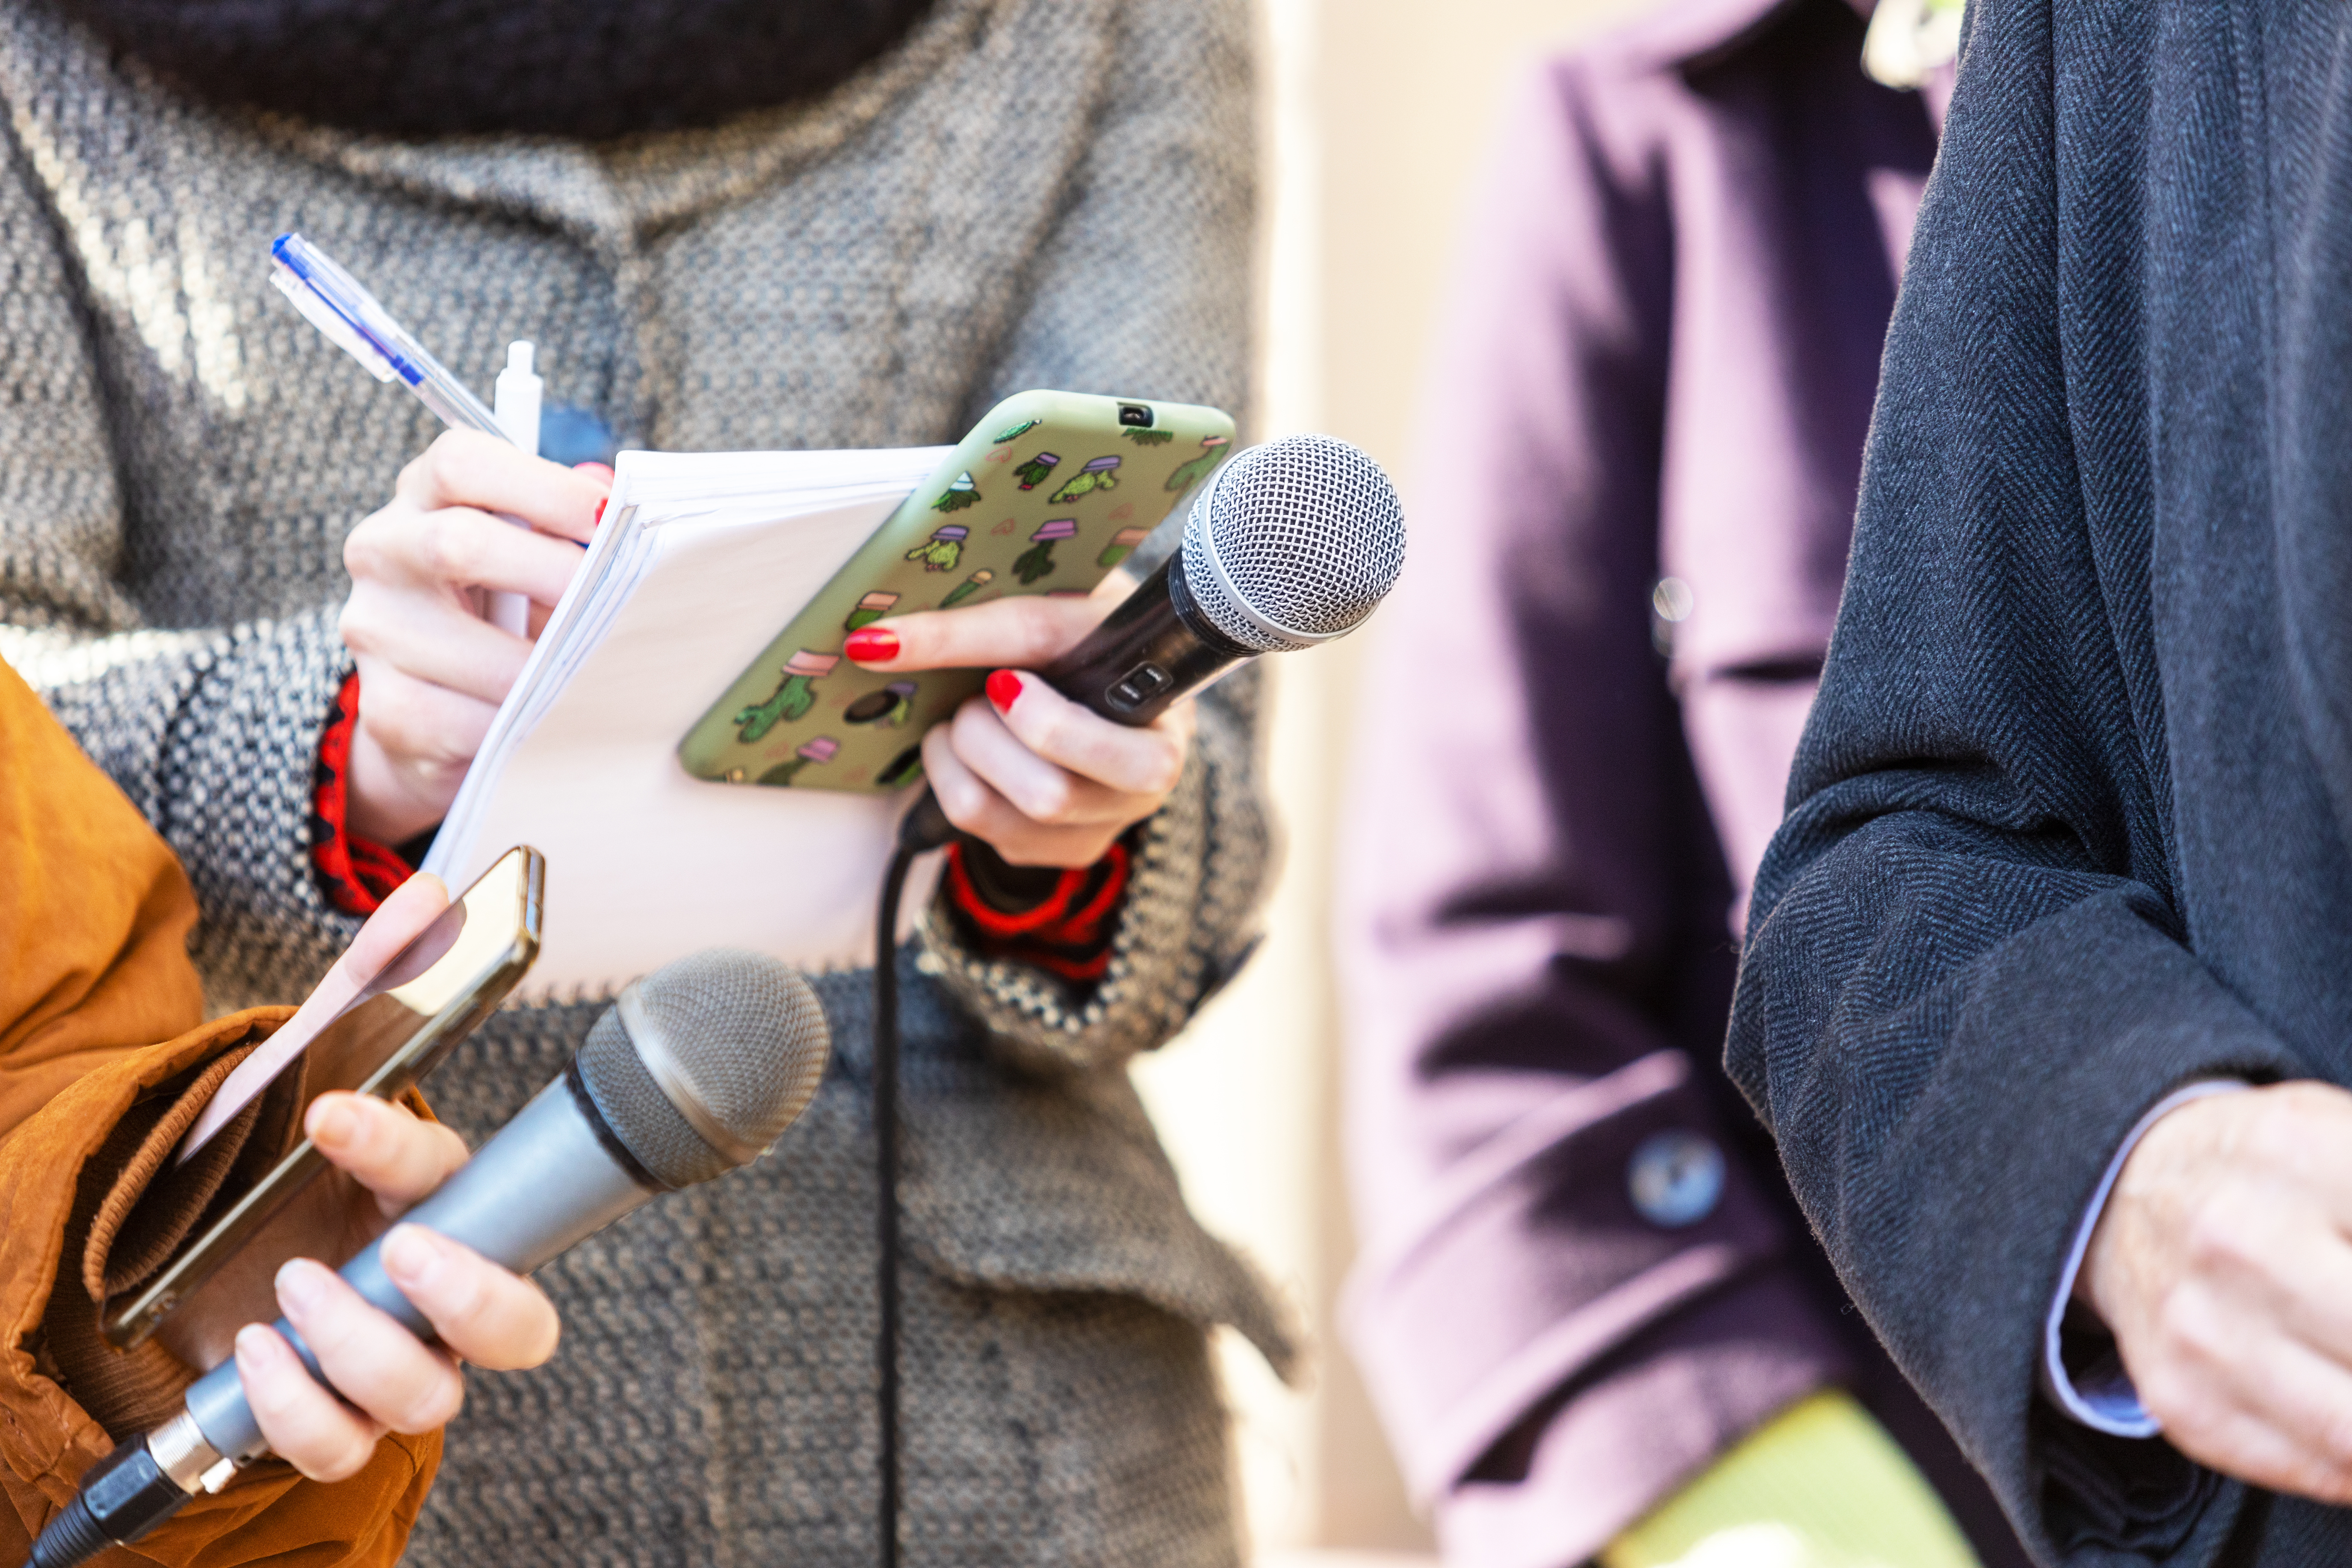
230, 1092, 561, 1482
844, 577, 1192, 867
340, 431, 611, 845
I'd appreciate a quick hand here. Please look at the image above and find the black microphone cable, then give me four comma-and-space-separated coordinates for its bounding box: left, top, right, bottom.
870, 788, 954, 1568
872, 794, 1072, 1568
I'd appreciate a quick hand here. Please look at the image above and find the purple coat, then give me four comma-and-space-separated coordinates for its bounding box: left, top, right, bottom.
1333, 2, 2020, 1564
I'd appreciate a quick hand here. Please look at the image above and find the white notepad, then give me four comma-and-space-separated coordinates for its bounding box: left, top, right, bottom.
423, 445, 953, 1001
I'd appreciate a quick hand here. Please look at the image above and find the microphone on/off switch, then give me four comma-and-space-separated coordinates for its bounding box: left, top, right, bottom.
1041, 432, 1409, 729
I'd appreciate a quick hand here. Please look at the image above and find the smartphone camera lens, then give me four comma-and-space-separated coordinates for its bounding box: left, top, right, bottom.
1117, 404, 1154, 428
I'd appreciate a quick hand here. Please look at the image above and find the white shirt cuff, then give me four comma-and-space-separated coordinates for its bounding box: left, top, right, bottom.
2042, 1079, 2251, 1437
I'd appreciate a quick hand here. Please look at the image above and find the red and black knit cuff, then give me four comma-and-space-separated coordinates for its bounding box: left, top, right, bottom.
311, 673, 414, 916
942, 836, 1132, 983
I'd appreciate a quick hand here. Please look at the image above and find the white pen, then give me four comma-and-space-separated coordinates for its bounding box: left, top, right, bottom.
486, 343, 545, 635
269, 231, 543, 634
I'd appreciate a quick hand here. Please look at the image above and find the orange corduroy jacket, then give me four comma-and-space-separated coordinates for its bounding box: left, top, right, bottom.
0, 659, 436, 1567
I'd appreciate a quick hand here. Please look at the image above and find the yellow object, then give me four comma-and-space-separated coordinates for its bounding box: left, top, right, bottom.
1600, 1391, 1983, 1568
1862, 0, 1965, 89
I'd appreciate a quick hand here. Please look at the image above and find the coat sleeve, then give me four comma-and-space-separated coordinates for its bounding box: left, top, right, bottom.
0, 93, 360, 1016
1330, 60, 1856, 1565
0, 657, 438, 1567
1727, 2, 2292, 1559
921, 0, 1269, 1075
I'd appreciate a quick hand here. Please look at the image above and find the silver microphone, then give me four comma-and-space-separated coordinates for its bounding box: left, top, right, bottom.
33, 949, 830, 1568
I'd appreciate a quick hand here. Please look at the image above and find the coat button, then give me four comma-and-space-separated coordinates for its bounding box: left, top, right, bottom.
1628, 1130, 1725, 1228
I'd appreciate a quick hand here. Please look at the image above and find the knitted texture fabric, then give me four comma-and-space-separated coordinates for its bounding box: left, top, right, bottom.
0, 0, 1290, 1560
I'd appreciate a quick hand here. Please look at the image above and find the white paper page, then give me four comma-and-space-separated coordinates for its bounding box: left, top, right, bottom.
426, 494, 650, 868
426, 447, 952, 871
436, 486, 944, 999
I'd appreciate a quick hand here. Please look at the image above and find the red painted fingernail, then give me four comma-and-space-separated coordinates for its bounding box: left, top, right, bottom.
573, 461, 617, 483
986, 669, 1023, 712
593, 498, 608, 527
845, 629, 900, 662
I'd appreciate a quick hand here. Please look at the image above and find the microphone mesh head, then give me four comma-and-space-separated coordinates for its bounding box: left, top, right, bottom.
1180, 434, 1406, 653
576, 950, 830, 1189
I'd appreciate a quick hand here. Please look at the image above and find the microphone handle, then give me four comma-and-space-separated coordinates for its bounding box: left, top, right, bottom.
898, 549, 1257, 854
1036, 550, 1255, 727
184, 1071, 654, 1463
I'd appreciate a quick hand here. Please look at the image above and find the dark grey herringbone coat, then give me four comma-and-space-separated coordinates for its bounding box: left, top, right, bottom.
0, 0, 1292, 1562
1731, 1, 2352, 1563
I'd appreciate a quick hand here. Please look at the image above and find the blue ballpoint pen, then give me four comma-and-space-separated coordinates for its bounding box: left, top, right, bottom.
270, 232, 547, 632
269, 232, 509, 437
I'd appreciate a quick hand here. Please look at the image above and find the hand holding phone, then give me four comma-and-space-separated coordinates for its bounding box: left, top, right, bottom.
677, 390, 1234, 794
104, 848, 543, 1352
162, 1090, 560, 1482
178, 872, 457, 1164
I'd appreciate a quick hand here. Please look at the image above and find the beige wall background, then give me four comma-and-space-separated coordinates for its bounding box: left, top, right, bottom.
1130, 0, 1665, 1561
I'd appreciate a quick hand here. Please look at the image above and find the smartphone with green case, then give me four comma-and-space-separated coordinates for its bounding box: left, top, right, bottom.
677, 390, 1235, 794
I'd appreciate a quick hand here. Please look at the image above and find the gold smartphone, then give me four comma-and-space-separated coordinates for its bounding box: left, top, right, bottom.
100, 845, 543, 1351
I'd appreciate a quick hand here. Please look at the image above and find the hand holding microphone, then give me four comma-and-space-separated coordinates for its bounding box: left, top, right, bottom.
203, 1095, 559, 1482
32, 949, 831, 1568
845, 433, 1409, 861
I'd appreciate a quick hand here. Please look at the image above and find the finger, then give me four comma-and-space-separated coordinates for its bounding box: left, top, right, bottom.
980, 671, 1191, 797
342, 588, 530, 703
944, 698, 1153, 829
234, 1322, 389, 1483
845, 593, 1116, 674
380, 1225, 561, 1372
347, 505, 590, 605
347, 656, 501, 770
275, 1258, 466, 1436
920, 726, 1128, 867
2168, 1400, 2352, 1505
2184, 1186, 2352, 1367
307, 1092, 472, 1212
2145, 1305, 2352, 1503
393, 430, 610, 542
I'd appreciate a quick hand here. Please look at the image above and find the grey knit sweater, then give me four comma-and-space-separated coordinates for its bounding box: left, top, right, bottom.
0, 0, 1292, 1562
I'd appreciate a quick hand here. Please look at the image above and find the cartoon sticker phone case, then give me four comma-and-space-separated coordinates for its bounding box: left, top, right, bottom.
677, 390, 1236, 794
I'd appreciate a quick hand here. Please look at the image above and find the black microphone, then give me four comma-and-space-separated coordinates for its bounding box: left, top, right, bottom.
898, 431, 1408, 850
31, 949, 831, 1568
1044, 431, 1408, 719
